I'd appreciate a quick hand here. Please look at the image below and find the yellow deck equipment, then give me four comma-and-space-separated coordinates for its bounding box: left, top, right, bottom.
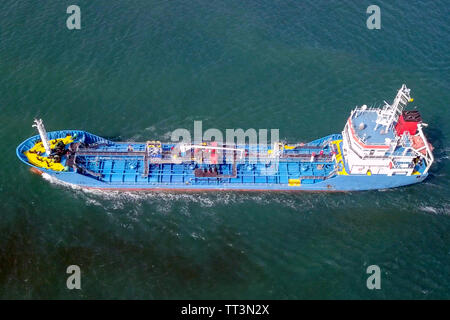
23, 136, 73, 171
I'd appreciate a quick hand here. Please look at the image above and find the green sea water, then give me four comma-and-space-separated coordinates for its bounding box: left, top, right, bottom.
0, 0, 449, 299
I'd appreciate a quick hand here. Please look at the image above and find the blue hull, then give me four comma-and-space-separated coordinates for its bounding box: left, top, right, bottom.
41, 170, 427, 191
17, 130, 428, 192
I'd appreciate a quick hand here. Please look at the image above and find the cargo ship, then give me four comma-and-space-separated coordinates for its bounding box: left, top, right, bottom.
17, 85, 434, 191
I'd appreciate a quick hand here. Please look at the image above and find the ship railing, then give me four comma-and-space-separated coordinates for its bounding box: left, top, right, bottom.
414, 124, 434, 174
96, 174, 334, 185
90, 160, 335, 183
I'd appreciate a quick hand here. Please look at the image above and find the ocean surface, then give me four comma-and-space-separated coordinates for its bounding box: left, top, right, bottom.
0, 0, 449, 299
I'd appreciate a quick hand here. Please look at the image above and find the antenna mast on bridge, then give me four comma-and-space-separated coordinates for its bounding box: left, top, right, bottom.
32, 119, 51, 155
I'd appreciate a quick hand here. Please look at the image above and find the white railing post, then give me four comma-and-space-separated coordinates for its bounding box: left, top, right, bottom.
32, 119, 51, 155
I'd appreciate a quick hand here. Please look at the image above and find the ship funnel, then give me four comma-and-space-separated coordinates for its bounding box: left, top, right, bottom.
32, 118, 51, 155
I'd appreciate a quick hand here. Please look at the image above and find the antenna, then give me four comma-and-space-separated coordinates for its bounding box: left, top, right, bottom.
32, 119, 51, 155
374, 84, 413, 131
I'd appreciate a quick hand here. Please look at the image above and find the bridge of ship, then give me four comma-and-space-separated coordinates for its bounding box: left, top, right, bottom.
350, 109, 426, 159
350, 109, 395, 145
70, 134, 341, 185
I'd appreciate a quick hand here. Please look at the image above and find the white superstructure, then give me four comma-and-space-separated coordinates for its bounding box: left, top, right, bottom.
341, 85, 434, 176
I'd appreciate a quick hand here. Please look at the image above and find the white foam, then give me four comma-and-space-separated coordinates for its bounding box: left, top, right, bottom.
40, 172, 430, 215
41, 172, 82, 190
419, 206, 438, 214
419, 205, 450, 216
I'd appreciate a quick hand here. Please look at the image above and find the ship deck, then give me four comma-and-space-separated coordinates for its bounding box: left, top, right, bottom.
351, 110, 395, 145
68, 134, 341, 186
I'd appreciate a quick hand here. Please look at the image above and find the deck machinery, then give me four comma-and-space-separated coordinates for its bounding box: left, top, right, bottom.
17, 85, 434, 191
